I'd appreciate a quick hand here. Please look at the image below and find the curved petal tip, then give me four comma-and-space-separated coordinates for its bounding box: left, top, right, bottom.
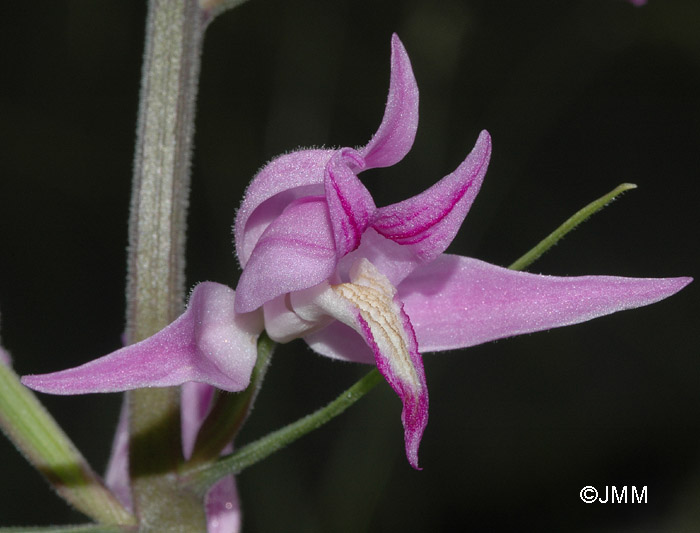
359, 34, 419, 170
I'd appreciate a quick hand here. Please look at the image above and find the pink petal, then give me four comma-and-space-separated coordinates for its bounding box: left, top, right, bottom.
339, 228, 425, 287
181, 382, 216, 458
324, 149, 376, 257
181, 382, 242, 533
234, 197, 338, 313
234, 150, 332, 267
304, 320, 375, 364
263, 295, 334, 343
22, 283, 263, 394
372, 130, 491, 262
399, 255, 693, 352
359, 34, 419, 169
205, 473, 242, 533
104, 399, 132, 510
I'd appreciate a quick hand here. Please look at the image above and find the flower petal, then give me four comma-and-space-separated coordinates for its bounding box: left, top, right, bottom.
372, 130, 491, 262
399, 255, 693, 352
22, 283, 262, 394
104, 399, 132, 510
297, 259, 428, 468
181, 382, 242, 533
235, 196, 338, 313
181, 382, 217, 458
325, 149, 376, 257
304, 320, 375, 364
205, 473, 242, 533
359, 34, 419, 169
263, 295, 333, 343
234, 150, 332, 266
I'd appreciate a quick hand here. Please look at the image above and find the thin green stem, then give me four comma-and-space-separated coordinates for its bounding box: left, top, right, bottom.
183, 368, 383, 495
508, 183, 637, 271
0, 363, 134, 525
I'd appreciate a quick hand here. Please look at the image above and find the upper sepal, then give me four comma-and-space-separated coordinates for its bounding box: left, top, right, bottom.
359, 34, 419, 170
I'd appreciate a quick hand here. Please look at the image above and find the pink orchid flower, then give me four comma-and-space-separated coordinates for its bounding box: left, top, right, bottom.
23, 35, 690, 471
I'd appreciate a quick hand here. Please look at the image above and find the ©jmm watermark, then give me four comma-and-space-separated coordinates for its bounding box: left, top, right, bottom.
580, 486, 648, 504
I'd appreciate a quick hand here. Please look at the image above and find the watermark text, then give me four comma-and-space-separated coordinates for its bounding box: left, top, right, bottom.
580, 485, 647, 504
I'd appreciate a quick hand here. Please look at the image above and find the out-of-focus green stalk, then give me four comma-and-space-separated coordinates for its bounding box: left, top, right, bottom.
0, 363, 134, 525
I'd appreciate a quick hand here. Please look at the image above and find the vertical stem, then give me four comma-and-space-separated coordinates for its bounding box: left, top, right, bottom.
126, 0, 210, 529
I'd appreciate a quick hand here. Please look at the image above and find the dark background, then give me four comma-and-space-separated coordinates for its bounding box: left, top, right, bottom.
1, 0, 699, 531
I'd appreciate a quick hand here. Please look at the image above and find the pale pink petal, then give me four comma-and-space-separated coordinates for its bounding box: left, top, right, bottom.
205, 474, 242, 533
399, 255, 693, 352
235, 197, 337, 313
181, 382, 242, 533
324, 149, 376, 257
181, 382, 216, 459
263, 295, 333, 343
372, 130, 491, 262
304, 320, 374, 364
234, 150, 331, 266
22, 283, 263, 394
359, 34, 419, 169
104, 399, 132, 510
339, 228, 424, 287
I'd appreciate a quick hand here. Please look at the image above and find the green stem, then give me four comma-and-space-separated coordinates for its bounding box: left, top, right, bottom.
183, 368, 383, 495
0, 363, 134, 525
125, 0, 208, 529
0, 525, 134, 533
201, 0, 251, 18
508, 183, 637, 271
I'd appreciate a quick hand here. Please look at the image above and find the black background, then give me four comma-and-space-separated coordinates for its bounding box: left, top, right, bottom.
1, 1, 699, 531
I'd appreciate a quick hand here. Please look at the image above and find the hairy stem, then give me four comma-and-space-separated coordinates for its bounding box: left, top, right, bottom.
125, 0, 208, 529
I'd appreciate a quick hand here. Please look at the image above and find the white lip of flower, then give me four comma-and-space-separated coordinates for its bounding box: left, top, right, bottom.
290, 258, 421, 389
